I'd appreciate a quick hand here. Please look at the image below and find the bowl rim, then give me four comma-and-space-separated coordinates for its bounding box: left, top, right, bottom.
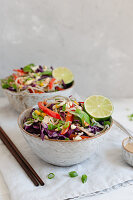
122, 137, 133, 154
18, 106, 113, 143
2, 81, 74, 96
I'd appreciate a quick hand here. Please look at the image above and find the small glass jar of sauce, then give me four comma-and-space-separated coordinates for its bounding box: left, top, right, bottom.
122, 137, 133, 166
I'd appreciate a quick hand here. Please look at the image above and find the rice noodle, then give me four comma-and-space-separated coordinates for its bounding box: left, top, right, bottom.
76, 126, 95, 137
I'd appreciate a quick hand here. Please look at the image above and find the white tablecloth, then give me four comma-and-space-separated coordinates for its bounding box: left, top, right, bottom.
0, 97, 133, 200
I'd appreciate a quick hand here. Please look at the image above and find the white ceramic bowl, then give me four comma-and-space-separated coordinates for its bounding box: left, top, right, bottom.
18, 106, 113, 166
2, 82, 74, 113
122, 137, 133, 167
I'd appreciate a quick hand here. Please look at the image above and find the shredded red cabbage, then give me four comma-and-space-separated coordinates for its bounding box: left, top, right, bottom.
35, 65, 44, 73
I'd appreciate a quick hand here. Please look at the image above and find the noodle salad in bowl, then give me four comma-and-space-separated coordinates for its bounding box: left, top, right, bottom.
1, 64, 74, 112
1, 64, 74, 93
23, 95, 113, 141
18, 95, 113, 166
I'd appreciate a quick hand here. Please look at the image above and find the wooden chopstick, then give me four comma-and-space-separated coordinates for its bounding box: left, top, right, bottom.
0, 127, 44, 186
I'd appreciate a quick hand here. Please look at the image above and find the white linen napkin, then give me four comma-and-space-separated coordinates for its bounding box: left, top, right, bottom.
0, 97, 133, 200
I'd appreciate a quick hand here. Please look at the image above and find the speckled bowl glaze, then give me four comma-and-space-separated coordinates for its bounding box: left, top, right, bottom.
18, 105, 113, 166
122, 137, 133, 167
2, 82, 74, 113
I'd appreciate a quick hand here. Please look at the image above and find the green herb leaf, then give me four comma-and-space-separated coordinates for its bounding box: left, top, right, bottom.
69, 171, 78, 178
23, 64, 35, 72
81, 174, 87, 183
48, 173, 55, 179
104, 121, 111, 126
7, 76, 14, 83
41, 71, 52, 76
12, 84, 17, 90
1, 83, 10, 89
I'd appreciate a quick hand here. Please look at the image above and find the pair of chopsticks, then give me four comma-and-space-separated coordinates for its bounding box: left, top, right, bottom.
0, 126, 44, 186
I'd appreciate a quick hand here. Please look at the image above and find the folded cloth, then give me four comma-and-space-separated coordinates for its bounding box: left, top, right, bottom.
0, 171, 10, 200
0, 97, 133, 200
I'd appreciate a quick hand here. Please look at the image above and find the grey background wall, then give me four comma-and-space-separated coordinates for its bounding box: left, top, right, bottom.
0, 0, 133, 98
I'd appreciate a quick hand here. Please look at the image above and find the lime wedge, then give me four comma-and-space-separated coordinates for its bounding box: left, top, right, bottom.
52, 67, 74, 84
84, 95, 113, 120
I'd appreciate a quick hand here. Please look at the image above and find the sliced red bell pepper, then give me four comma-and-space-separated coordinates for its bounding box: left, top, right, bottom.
28, 88, 33, 93
55, 86, 64, 91
13, 69, 26, 76
12, 73, 18, 80
66, 112, 73, 122
69, 134, 76, 140
61, 112, 73, 135
13, 69, 24, 73
70, 103, 75, 111
61, 126, 69, 135
34, 90, 43, 93
69, 134, 89, 140
48, 78, 56, 90
43, 101, 47, 105
38, 101, 61, 119
80, 136, 89, 139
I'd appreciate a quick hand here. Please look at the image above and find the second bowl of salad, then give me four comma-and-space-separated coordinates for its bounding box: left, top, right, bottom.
1, 64, 74, 112
18, 95, 113, 166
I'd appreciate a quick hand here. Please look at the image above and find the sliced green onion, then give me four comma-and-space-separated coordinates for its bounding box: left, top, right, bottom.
27, 118, 34, 122
62, 104, 66, 111
57, 124, 62, 131
63, 122, 70, 129
33, 73, 38, 78
32, 111, 39, 120
65, 138, 70, 140
38, 116, 44, 121
128, 114, 133, 121
58, 120, 65, 125
69, 171, 78, 178
81, 174, 87, 183
48, 173, 55, 179
26, 77, 32, 81
48, 124, 56, 130
36, 80, 43, 84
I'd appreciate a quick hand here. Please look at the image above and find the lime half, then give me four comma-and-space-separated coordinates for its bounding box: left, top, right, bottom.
52, 67, 74, 84
84, 95, 113, 120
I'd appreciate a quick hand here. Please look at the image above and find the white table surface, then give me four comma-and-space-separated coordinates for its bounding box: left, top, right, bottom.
0, 97, 133, 200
